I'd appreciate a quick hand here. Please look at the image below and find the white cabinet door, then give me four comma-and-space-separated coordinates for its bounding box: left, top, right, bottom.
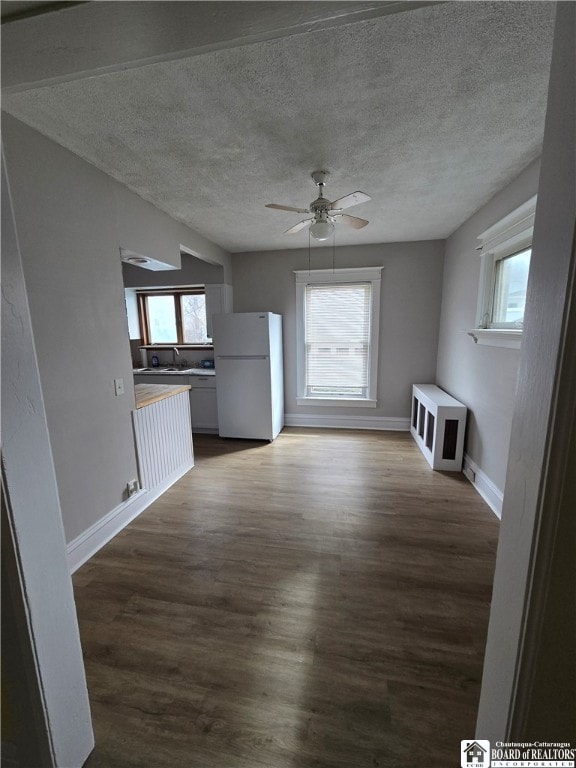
205, 284, 233, 339
133, 374, 187, 385
190, 386, 218, 432
133, 374, 164, 384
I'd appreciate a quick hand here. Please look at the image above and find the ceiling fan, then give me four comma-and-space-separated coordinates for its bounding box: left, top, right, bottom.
266, 171, 371, 241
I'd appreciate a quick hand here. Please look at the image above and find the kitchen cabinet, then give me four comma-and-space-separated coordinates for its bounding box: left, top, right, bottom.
133, 373, 218, 433
133, 374, 183, 385
205, 283, 233, 339
189, 375, 218, 433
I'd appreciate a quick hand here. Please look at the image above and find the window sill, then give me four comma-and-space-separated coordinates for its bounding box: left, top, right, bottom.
297, 397, 377, 408
467, 329, 522, 349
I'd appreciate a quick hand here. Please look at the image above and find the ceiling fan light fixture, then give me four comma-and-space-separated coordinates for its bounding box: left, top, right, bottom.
265, 171, 370, 240
309, 219, 335, 241
125, 256, 150, 265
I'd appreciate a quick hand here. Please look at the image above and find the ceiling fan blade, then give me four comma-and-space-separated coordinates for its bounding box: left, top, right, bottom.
340, 213, 369, 229
266, 203, 310, 214
284, 219, 313, 234
329, 191, 371, 211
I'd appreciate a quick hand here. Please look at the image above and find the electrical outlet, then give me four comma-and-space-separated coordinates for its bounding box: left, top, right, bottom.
114, 377, 125, 396
127, 479, 139, 497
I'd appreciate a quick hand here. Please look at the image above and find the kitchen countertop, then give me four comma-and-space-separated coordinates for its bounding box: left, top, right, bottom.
134, 383, 191, 409
133, 367, 215, 376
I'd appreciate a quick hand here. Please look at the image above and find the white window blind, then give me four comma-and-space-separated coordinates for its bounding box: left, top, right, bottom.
304, 282, 372, 398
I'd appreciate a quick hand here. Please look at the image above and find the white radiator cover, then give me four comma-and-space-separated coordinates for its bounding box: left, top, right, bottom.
410, 384, 467, 471
132, 391, 194, 490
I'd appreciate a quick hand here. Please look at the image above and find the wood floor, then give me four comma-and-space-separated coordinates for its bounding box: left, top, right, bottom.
75, 428, 499, 768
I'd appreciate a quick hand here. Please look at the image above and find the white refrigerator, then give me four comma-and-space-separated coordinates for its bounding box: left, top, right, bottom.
212, 312, 284, 441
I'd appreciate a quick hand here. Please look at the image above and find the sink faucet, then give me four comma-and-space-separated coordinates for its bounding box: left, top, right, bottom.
172, 347, 180, 367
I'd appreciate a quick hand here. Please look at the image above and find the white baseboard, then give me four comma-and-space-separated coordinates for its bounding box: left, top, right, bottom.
463, 453, 503, 519
284, 413, 410, 431
66, 460, 193, 574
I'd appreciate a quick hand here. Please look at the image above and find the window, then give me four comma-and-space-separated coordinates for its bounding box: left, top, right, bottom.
138, 288, 209, 345
491, 247, 531, 326
470, 196, 536, 348
305, 283, 371, 398
295, 267, 382, 407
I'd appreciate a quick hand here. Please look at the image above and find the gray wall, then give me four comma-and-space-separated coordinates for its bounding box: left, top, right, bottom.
2, 151, 94, 766
436, 158, 541, 493
477, 1, 576, 738
122, 252, 224, 288
2, 114, 229, 544
232, 241, 445, 420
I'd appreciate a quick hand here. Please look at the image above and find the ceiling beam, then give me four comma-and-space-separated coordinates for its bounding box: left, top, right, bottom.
1, 2, 86, 23
2, 1, 441, 93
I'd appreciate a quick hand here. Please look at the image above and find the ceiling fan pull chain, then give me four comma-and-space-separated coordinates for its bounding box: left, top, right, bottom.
332, 227, 336, 273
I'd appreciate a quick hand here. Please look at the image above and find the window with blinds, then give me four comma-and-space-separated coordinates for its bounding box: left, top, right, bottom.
304, 282, 372, 398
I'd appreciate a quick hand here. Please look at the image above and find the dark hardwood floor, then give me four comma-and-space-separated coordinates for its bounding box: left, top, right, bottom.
75, 428, 499, 768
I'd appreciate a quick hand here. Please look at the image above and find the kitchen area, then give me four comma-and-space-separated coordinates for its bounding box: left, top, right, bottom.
133, 366, 218, 434
124, 252, 284, 504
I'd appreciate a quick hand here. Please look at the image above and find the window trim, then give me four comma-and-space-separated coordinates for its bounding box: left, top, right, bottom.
466, 328, 523, 349
294, 267, 383, 408
137, 287, 207, 346
471, 196, 536, 348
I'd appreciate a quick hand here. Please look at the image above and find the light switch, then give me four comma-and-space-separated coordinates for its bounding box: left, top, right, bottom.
114, 377, 125, 396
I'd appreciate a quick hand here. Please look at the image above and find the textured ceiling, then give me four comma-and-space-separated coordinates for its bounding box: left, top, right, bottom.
2, 2, 555, 252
